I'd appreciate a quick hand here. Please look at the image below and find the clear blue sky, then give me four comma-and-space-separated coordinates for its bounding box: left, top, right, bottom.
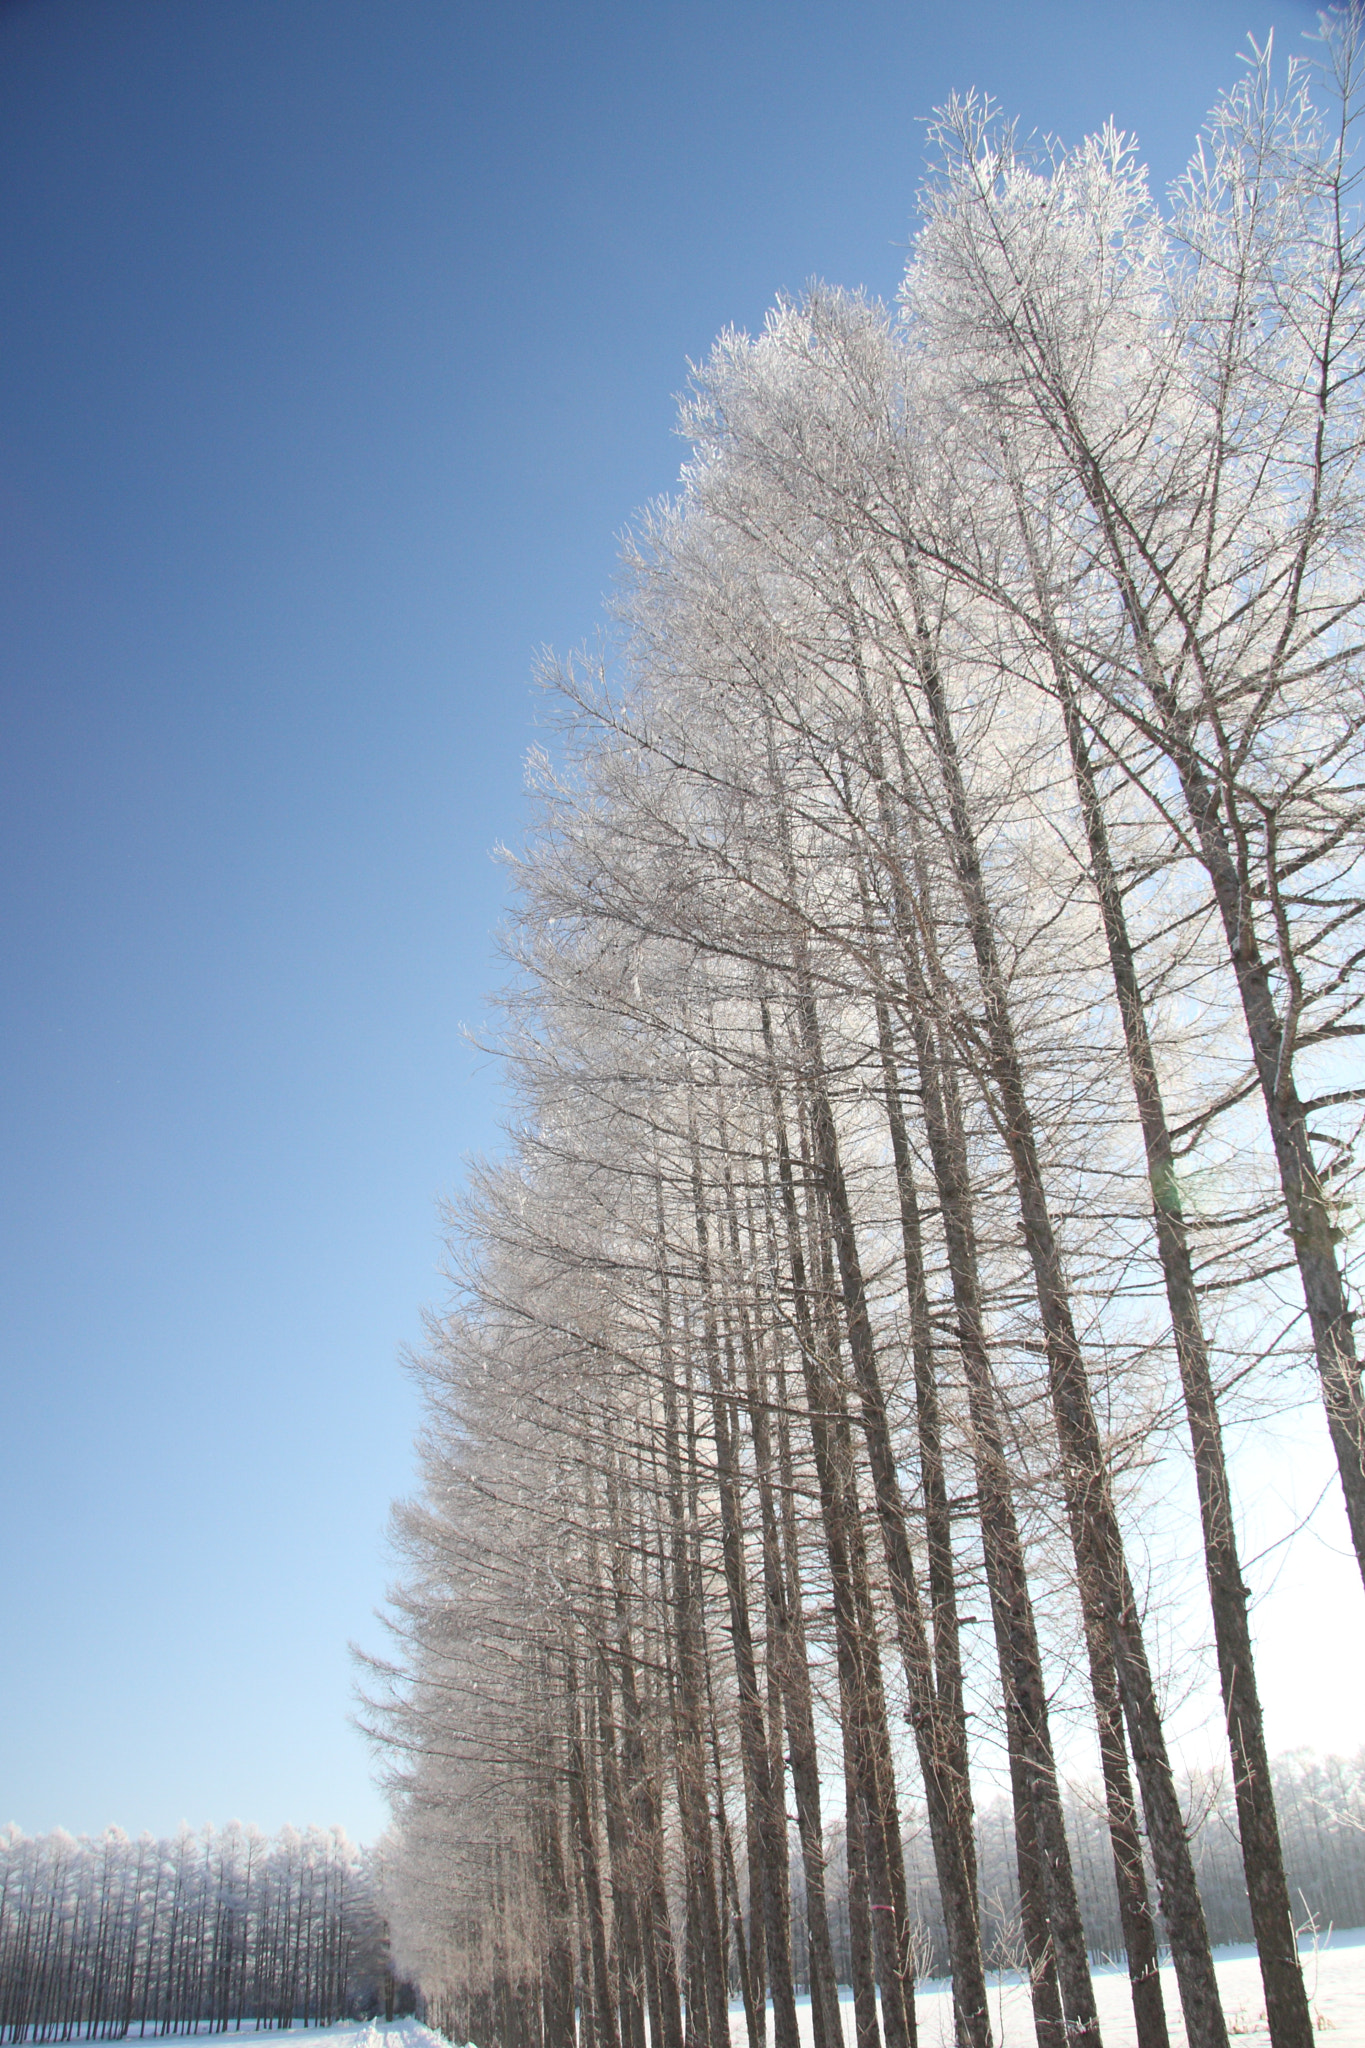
0, 0, 1327, 1844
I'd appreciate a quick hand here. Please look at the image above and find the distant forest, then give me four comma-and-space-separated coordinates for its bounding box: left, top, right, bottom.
0, 1825, 410, 2043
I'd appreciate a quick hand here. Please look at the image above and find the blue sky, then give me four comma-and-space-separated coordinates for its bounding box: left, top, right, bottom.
0, 0, 1333, 1844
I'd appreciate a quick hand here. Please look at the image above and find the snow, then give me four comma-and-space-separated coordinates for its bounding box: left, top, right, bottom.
922, 1929, 1365, 2046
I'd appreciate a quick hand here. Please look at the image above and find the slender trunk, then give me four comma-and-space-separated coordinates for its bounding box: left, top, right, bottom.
1043, 623, 1309, 2048
1093, 506, 1365, 1589
843, 1738, 883, 2048
753, 708, 984, 2046
843, 702, 1098, 2046
796, 1004, 977, 2048
707, 1658, 760, 2048
1005, 1727, 1066, 2048
901, 612, 1226, 2048
1084, 1631, 1169, 2048
758, 1037, 912, 2048
566, 1657, 619, 2048
736, 1177, 845, 2048
866, 879, 1100, 2048
687, 1358, 740, 2048
810, 1188, 918, 2048
761, 1212, 846, 2048
691, 1113, 800, 2048
595, 1640, 649, 2048
656, 1191, 730, 2048
664, 1381, 726, 2048
607, 1462, 687, 2048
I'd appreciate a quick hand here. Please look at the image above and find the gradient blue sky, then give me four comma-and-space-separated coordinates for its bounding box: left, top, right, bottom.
1, 0, 1338, 1845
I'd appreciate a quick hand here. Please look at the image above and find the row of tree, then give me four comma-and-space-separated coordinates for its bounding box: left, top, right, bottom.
0, 1826, 397, 2042
390, 1754, 1365, 2046
371, 22, 1365, 2048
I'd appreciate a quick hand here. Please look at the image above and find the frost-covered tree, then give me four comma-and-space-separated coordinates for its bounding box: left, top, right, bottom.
374, 24, 1365, 2048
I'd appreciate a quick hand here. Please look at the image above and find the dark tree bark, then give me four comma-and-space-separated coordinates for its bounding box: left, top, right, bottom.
1034, 600, 1312, 2048
899, 605, 1227, 2048
691, 1109, 802, 2048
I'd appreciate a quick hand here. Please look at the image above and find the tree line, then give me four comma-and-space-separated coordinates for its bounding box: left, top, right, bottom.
0, 1825, 398, 2042
369, 22, 1365, 2048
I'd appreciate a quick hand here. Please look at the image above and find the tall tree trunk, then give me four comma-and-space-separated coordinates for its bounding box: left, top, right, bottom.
534, 1746, 577, 2048
1005, 1724, 1066, 2048
753, 696, 990, 2048
843, 1731, 884, 2048
761, 1210, 846, 2048
841, 700, 1095, 2048
595, 1637, 649, 2048
1036, 604, 1311, 2048
898, 609, 1226, 2048
849, 865, 1100, 2048
1086, 494, 1365, 1589
758, 1043, 914, 2048
607, 1459, 687, 2048
1084, 1629, 1170, 2048
658, 1287, 729, 2048
691, 1110, 801, 2048
802, 1039, 970, 2048
566, 1655, 620, 2048
810, 1183, 918, 2048
738, 1170, 845, 2048
706, 1652, 760, 2048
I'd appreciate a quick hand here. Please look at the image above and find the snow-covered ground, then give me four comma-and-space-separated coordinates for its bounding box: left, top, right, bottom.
916, 1928, 1365, 2045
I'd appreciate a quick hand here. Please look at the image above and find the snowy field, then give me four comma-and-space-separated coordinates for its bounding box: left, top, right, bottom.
910, 1930, 1365, 2046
